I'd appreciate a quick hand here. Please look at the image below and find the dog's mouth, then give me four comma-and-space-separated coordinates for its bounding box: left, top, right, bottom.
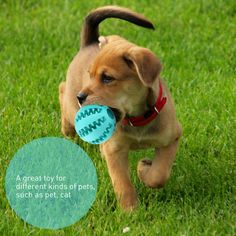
78, 99, 122, 122
110, 107, 122, 122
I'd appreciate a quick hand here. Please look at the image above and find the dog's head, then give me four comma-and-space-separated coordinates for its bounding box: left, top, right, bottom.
77, 36, 162, 122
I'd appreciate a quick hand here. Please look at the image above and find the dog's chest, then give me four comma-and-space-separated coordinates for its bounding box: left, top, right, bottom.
120, 124, 164, 148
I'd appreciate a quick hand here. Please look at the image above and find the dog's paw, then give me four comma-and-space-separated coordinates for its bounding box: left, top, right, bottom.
137, 158, 170, 188
137, 158, 152, 184
119, 188, 138, 212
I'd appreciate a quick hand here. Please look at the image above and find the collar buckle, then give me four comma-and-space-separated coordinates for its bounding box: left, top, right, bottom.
128, 120, 134, 127
154, 106, 159, 114
121, 82, 167, 127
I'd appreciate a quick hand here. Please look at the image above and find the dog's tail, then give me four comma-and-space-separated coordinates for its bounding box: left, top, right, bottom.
80, 6, 154, 48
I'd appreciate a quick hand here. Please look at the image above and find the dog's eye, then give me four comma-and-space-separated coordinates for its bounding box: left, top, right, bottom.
101, 73, 115, 84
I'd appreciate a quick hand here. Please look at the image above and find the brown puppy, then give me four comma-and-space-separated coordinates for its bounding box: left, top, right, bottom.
59, 6, 182, 211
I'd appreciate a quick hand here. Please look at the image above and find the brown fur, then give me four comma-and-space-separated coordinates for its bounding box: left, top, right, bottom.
59, 6, 182, 211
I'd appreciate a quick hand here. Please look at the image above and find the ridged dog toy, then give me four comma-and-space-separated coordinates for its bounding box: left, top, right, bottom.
74, 105, 116, 144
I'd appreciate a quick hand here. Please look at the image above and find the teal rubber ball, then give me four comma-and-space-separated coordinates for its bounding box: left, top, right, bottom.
74, 105, 116, 144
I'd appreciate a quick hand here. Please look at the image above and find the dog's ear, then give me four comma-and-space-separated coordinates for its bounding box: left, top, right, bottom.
123, 47, 162, 86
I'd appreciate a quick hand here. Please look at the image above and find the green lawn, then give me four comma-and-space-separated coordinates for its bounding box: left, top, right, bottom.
0, 0, 235, 235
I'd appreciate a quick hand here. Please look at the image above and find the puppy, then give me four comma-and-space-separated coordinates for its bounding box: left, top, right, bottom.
59, 6, 182, 211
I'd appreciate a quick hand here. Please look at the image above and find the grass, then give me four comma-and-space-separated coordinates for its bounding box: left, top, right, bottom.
0, 0, 235, 235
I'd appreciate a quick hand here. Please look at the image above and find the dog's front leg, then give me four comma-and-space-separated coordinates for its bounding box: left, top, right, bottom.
102, 141, 137, 211
138, 127, 182, 188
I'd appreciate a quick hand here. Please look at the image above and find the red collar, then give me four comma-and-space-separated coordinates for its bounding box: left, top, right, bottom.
122, 82, 167, 127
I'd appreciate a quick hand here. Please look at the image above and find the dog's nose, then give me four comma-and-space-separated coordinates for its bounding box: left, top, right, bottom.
77, 93, 88, 105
